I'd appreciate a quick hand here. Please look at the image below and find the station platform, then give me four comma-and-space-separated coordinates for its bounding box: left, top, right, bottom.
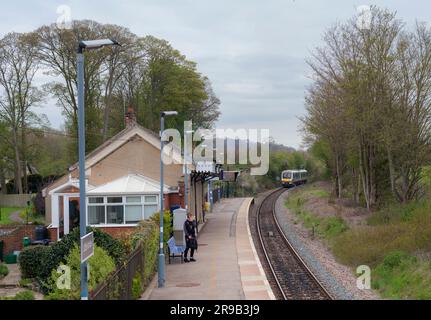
144, 198, 275, 300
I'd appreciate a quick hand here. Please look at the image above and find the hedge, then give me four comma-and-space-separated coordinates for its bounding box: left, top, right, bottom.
126, 211, 172, 295
45, 244, 115, 300
19, 227, 126, 293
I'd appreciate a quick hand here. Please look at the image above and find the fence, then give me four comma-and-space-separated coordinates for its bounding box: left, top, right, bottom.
0, 194, 32, 208
90, 244, 144, 300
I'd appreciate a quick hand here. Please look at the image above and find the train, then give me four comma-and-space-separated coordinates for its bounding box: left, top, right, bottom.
281, 170, 308, 188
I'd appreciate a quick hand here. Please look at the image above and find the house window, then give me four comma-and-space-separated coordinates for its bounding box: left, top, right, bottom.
125, 205, 142, 224
87, 195, 159, 226
89, 197, 104, 204
144, 205, 158, 219
107, 197, 122, 204
126, 196, 141, 203
88, 206, 105, 225
107, 205, 124, 224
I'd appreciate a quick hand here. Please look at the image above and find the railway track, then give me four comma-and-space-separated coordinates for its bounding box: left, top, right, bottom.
256, 188, 333, 300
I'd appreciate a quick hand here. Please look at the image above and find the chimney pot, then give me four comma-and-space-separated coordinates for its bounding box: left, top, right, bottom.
125, 106, 136, 128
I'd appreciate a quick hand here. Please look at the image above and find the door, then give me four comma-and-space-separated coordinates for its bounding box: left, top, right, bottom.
69, 198, 80, 233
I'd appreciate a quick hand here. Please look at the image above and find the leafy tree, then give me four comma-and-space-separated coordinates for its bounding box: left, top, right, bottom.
0, 32, 44, 194
303, 7, 431, 208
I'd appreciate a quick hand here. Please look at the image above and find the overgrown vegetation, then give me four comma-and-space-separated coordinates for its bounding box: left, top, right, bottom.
45, 245, 115, 300
19, 227, 126, 294
296, 6, 431, 300
0, 290, 35, 301
0, 263, 9, 278
127, 211, 172, 295
19, 200, 45, 225
372, 252, 431, 300
285, 185, 348, 242
288, 182, 431, 299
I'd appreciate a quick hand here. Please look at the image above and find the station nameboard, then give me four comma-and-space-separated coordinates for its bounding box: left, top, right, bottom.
196, 161, 216, 173
81, 232, 94, 263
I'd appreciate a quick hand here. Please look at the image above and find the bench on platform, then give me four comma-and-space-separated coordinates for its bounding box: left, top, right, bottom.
167, 237, 185, 264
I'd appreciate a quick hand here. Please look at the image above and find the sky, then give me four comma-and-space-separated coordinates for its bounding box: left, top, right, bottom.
0, 0, 429, 149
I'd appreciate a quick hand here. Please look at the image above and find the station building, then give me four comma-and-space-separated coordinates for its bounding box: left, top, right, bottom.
42, 112, 208, 241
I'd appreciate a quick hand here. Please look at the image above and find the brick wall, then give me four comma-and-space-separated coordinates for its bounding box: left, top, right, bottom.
168, 192, 183, 210
47, 227, 58, 242
0, 225, 37, 257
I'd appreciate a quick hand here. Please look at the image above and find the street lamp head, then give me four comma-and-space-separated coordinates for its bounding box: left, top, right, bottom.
78, 39, 121, 53
161, 111, 178, 117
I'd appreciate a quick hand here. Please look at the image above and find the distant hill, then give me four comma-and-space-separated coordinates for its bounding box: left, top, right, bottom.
269, 142, 296, 154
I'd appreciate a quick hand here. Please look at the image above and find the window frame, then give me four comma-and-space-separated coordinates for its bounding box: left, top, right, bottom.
87, 194, 159, 227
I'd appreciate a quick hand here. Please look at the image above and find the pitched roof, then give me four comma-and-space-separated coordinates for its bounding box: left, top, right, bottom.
68, 124, 184, 172
87, 174, 173, 195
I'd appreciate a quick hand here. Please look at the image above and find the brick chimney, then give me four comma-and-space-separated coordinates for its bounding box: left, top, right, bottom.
125, 106, 136, 128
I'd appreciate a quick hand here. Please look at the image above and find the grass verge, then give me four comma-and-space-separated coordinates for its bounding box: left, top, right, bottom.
285, 183, 431, 300
0, 207, 25, 225
285, 185, 348, 242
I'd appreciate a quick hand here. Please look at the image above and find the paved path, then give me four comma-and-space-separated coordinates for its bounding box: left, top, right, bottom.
146, 199, 247, 300
236, 199, 275, 300
144, 198, 274, 300
9, 210, 24, 223
0, 264, 21, 287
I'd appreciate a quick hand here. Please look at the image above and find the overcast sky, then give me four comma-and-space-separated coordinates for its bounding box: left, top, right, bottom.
0, 0, 428, 148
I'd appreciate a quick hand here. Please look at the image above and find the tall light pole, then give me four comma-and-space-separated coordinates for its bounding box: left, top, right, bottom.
77, 39, 120, 300
159, 111, 178, 288
184, 130, 194, 213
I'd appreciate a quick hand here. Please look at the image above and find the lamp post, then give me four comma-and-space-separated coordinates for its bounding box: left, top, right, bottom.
184, 130, 194, 213
159, 111, 178, 288
77, 39, 120, 300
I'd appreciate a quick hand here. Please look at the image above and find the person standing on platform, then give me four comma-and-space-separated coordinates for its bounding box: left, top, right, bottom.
184, 212, 198, 263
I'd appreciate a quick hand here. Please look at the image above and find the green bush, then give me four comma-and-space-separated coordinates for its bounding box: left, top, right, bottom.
372, 252, 431, 299
382, 251, 412, 269
19, 278, 32, 288
332, 212, 431, 267
19, 227, 126, 293
65, 227, 126, 265
286, 194, 348, 242
0, 263, 9, 278
129, 211, 171, 286
149, 211, 172, 244
19, 245, 51, 279
14, 290, 35, 300
92, 228, 127, 265
318, 217, 348, 239
131, 219, 159, 284
132, 273, 143, 300
45, 244, 115, 300
0, 290, 36, 301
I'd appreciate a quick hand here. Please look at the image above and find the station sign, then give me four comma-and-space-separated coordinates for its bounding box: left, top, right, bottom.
196, 161, 216, 173
81, 232, 94, 262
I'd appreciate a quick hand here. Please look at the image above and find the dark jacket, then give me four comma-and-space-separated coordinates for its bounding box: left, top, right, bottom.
184, 219, 198, 249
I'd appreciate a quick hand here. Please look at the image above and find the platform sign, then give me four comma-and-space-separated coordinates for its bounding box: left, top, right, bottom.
81, 232, 94, 263
196, 161, 215, 173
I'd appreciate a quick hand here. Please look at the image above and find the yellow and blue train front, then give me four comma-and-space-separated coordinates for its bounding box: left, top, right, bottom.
282, 178, 293, 187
